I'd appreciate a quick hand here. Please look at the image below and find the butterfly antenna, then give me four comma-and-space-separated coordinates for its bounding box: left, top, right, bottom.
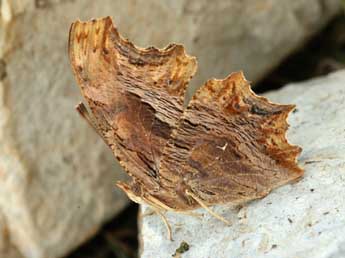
185, 190, 231, 225
76, 102, 94, 126
76, 102, 108, 141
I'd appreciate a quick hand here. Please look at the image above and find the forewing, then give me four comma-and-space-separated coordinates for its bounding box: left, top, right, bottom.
159, 71, 303, 207
69, 17, 197, 191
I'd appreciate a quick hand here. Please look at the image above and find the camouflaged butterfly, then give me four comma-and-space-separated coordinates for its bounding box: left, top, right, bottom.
68, 17, 303, 239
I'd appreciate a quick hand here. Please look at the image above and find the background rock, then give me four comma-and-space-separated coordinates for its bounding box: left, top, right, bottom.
0, 0, 341, 258
0, 210, 23, 258
140, 70, 345, 258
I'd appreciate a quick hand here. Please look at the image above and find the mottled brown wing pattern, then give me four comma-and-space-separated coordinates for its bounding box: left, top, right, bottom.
158, 72, 303, 210
69, 17, 303, 213
68, 17, 197, 203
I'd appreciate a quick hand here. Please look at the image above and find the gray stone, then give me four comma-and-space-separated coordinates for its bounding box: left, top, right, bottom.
0, 1, 130, 258
140, 70, 345, 258
0, 210, 23, 258
0, 0, 341, 258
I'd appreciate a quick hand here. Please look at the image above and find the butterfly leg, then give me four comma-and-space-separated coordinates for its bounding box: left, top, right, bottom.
185, 190, 231, 225
117, 184, 174, 240
153, 208, 173, 241
141, 208, 156, 217
175, 210, 203, 219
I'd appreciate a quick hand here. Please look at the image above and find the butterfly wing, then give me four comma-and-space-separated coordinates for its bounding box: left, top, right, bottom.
69, 17, 302, 211
69, 17, 197, 198
159, 71, 303, 209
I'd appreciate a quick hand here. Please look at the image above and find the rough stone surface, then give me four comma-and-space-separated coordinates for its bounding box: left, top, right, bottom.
140, 70, 345, 258
0, 2, 130, 258
0, 0, 341, 258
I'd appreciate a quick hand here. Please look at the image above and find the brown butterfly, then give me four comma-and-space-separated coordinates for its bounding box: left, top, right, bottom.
68, 16, 303, 239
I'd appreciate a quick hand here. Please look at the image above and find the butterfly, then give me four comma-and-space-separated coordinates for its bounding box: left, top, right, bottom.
68, 16, 303, 239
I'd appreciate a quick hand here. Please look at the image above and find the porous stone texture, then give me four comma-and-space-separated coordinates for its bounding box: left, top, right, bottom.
140, 70, 345, 258
0, 0, 341, 258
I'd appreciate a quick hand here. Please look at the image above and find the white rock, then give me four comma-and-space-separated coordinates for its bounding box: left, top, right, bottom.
140, 70, 345, 258
0, 0, 340, 258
